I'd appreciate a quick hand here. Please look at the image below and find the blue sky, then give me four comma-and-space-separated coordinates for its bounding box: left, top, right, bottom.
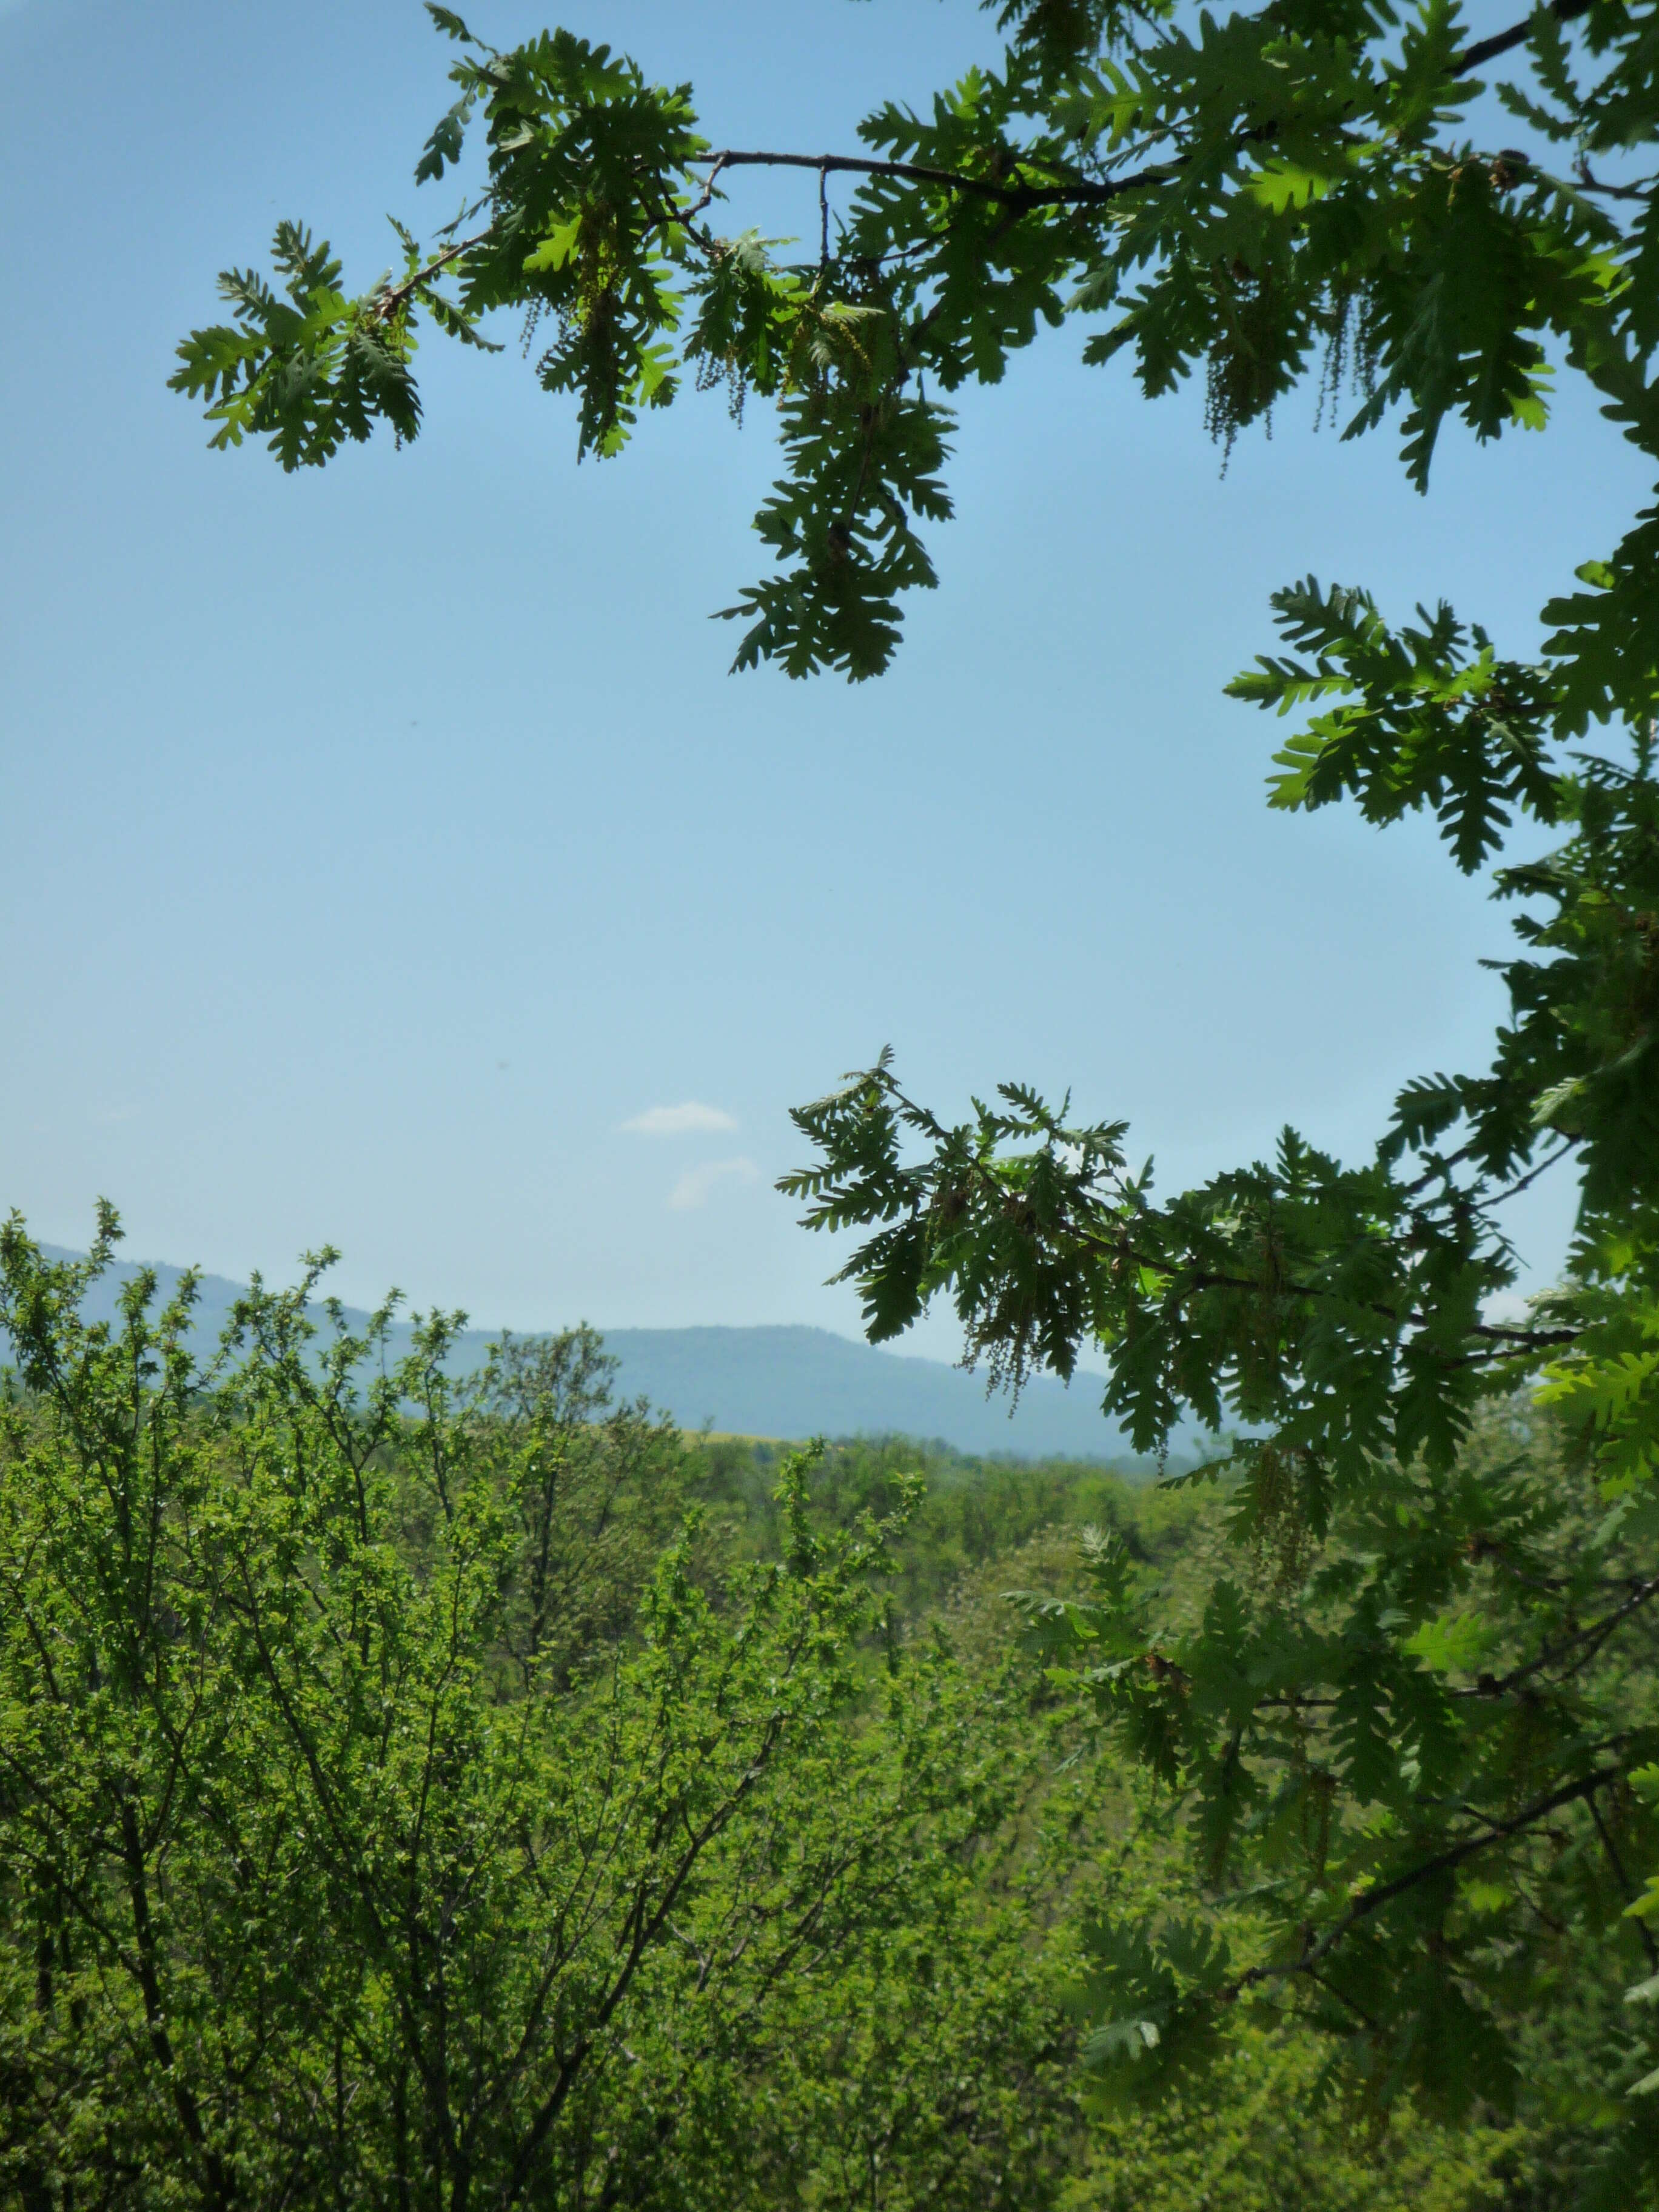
0, 0, 1644, 1361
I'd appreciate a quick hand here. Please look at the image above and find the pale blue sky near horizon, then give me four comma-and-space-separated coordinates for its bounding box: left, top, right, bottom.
1, 0, 1644, 1364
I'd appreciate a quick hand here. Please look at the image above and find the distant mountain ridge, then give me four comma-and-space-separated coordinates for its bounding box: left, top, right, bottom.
27, 1248, 1139, 1463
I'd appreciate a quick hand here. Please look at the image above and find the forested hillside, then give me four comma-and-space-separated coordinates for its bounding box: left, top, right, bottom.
36, 1248, 1136, 1460
1, 1224, 1646, 2207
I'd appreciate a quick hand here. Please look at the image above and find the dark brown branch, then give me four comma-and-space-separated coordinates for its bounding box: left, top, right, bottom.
369, 230, 493, 323
1458, 0, 1591, 74
1469, 1319, 1581, 1349
689, 147, 1180, 212
1575, 159, 1656, 201
1439, 1575, 1659, 1701
1235, 1762, 1622, 1994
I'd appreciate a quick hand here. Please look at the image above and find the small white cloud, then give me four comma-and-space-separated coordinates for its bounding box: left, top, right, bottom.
668, 1156, 762, 1211
623, 1101, 739, 1138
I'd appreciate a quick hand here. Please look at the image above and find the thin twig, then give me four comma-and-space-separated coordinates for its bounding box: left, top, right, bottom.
369, 229, 493, 323
1490, 1138, 1580, 1208
1589, 1791, 1659, 1970
688, 146, 1181, 212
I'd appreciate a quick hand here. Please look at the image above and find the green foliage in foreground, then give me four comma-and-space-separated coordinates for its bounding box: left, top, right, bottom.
0, 1221, 1648, 2209
0, 1226, 1064, 2212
